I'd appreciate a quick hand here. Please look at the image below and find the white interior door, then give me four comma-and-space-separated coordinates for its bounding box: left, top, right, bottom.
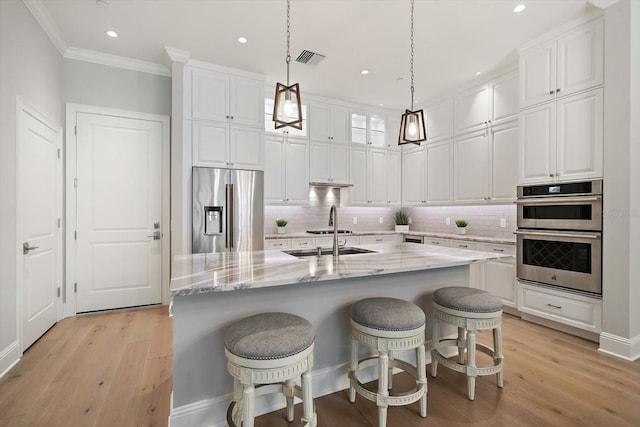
75, 112, 163, 312
19, 103, 61, 350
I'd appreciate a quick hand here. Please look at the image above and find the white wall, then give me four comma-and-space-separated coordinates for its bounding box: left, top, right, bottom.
601, 0, 640, 360
0, 0, 63, 373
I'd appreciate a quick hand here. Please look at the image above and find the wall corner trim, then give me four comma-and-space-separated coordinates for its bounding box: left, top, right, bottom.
0, 341, 21, 379
598, 332, 640, 361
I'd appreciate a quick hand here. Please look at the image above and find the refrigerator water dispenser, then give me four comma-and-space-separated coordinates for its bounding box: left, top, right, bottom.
204, 206, 223, 235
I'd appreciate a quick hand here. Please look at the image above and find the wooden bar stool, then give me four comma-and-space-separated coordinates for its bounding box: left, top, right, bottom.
349, 297, 427, 427
224, 312, 317, 427
430, 286, 504, 401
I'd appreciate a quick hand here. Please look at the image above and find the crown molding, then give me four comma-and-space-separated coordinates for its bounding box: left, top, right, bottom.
589, 0, 620, 9
165, 47, 192, 64
65, 47, 171, 77
22, 0, 67, 55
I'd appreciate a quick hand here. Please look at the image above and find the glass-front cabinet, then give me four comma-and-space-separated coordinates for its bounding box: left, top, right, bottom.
351, 113, 386, 146
264, 98, 308, 137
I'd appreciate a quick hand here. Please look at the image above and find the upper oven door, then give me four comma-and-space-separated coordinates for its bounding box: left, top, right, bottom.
516, 196, 602, 231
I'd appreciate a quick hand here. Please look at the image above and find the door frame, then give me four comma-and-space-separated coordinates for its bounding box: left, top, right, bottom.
15, 96, 63, 352
65, 103, 170, 317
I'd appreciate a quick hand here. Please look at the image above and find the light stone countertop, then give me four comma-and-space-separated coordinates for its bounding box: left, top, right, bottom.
265, 230, 515, 245
170, 242, 511, 297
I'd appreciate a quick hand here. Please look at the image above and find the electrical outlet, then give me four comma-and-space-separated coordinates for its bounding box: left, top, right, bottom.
379, 217, 384, 224
446, 217, 451, 226
409, 217, 412, 224
500, 218, 507, 228
353, 217, 358, 225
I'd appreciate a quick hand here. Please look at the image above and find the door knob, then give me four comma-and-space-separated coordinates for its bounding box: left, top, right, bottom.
147, 231, 161, 240
23, 242, 39, 254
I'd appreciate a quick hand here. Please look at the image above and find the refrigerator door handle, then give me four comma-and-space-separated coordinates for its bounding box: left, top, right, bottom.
227, 183, 235, 250
225, 184, 230, 249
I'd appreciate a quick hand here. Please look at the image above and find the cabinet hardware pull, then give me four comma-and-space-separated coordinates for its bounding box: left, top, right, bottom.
459, 244, 468, 248
549, 90, 555, 94
432, 241, 440, 245
549, 173, 554, 177
493, 248, 504, 252
556, 88, 560, 93
546, 303, 562, 309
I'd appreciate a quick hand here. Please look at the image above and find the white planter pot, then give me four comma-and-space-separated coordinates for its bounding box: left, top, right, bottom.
277, 227, 287, 234
395, 225, 409, 232
457, 228, 467, 235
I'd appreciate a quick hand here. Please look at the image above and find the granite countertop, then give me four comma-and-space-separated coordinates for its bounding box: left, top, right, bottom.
170, 242, 511, 297
265, 230, 515, 245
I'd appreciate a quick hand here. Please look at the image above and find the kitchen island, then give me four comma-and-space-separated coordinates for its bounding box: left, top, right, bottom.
169, 242, 509, 427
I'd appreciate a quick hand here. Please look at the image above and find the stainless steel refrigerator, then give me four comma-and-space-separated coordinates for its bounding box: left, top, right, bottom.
192, 167, 264, 253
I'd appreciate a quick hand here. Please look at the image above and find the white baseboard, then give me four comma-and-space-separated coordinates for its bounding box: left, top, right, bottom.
0, 341, 21, 378
169, 348, 435, 427
598, 332, 640, 361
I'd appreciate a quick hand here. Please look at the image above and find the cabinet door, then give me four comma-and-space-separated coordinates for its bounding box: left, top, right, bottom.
387, 150, 401, 205
402, 147, 425, 205
520, 40, 557, 108
519, 103, 556, 184
491, 73, 519, 125
308, 102, 331, 141
385, 115, 401, 149
264, 136, 286, 203
285, 139, 309, 204
349, 146, 368, 205
454, 131, 490, 203
369, 115, 386, 146
485, 258, 517, 307
455, 85, 489, 134
330, 106, 350, 144
491, 122, 518, 202
309, 142, 330, 182
230, 126, 264, 170
192, 121, 228, 168
350, 113, 367, 144
329, 144, 349, 184
229, 77, 264, 127
369, 148, 388, 204
558, 18, 603, 97
556, 88, 603, 181
426, 100, 454, 141
426, 140, 453, 204
191, 70, 228, 121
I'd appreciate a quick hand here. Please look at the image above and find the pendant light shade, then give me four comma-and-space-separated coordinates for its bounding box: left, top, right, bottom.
399, 0, 426, 145
273, 83, 302, 129
272, 0, 303, 130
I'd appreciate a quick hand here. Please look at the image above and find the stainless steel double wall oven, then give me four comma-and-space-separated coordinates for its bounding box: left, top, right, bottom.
515, 180, 603, 295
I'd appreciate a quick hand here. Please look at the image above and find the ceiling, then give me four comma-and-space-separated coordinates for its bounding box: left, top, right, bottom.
36, 0, 600, 111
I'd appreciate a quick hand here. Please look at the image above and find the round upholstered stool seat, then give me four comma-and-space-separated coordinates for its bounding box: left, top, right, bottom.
431, 286, 504, 401
349, 298, 427, 427
225, 312, 317, 427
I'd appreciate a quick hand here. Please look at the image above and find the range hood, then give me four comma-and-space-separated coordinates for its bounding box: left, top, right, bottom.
309, 181, 353, 188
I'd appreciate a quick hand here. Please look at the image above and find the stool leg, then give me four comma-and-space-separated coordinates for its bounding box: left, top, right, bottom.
378, 351, 389, 427
416, 344, 427, 418
285, 379, 295, 422
388, 351, 394, 390
301, 370, 315, 426
242, 384, 255, 427
457, 327, 466, 364
349, 337, 358, 403
431, 317, 441, 378
467, 330, 477, 401
232, 377, 242, 426
493, 325, 504, 388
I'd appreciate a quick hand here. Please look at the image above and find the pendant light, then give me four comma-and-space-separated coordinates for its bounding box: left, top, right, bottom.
273, 0, 303, 130
399, 0, 426, 145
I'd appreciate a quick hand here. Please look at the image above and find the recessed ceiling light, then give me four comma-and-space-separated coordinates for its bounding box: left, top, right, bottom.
475, 71, 482, 75
237, 36, 248, 44
361, 69, 369, 75
106, 30, 118, 38
513, 4, 526, 13
379, 103, 384, 107
96, 0, 109, 8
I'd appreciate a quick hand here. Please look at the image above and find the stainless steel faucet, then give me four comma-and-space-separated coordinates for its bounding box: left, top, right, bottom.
328, 205, 339, 257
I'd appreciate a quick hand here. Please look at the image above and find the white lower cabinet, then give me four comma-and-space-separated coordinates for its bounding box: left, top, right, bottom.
265, 239, 291, 250
482, 243, 517, 308
423, 237, 449, 247
359, 234, 401, 244
449, 239, 481, 251
518, 282, 602, 333
314, 235, 360, 248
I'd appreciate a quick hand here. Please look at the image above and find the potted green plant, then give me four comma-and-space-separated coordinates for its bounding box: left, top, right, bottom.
275, 218, 288, 234
455, 219, 469, 235
394, 209, 410, 232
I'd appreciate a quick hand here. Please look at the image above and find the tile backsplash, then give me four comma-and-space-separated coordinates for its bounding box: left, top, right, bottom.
265, 188, 516, 239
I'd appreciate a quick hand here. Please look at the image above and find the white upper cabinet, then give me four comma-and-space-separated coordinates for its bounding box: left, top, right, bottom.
308, 101, 350, 143
426, 140, 453, 205
264, 134, 309, 205
490, 73, 519, 126
520, 17, 603, 109
520, 88, 602, 184
401, 146, 426, 205
350, 147, 400, 206
426, 100, 454, 142
385, 115, 401, 148
191, 69, 264, 127
455, 85, 490, 135
264, 98, 308, 137
454, 130, 491, 203
193, 121, 264, 170
351, 112, 388, 147
309, 142, 349, 184
491, 122, 519, 202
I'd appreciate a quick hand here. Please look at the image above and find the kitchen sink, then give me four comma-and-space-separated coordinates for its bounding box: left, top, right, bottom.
284, 247, 377, 258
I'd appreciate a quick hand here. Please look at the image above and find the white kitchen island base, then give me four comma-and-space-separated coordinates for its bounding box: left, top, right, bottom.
168, 243, 508, 427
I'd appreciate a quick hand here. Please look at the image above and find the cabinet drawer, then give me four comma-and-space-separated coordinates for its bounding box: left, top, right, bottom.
519, 284, 601, 332
315, 236, 360, 247
482, 243, 516, 257
424, 237, 449, 247
265, 239, 290, 250
359, 234, 399, 244
449, 240, 481, 250
290, 238, 316, 249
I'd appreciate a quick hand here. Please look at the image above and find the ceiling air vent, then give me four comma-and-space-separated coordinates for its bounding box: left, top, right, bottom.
295, 50, 326, 65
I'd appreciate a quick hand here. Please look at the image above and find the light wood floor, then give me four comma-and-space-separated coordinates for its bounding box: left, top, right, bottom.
1, 308, 639, 427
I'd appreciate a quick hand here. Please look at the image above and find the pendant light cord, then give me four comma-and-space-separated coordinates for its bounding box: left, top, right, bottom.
286, 0, 291, 86
410, 0, 415, 110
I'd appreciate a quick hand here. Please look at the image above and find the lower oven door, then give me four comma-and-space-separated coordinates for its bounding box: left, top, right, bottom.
515, 230, 602, 294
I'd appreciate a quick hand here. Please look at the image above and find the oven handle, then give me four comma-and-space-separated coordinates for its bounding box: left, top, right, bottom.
514, 196, 601, 204
514, 230, 601, 240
